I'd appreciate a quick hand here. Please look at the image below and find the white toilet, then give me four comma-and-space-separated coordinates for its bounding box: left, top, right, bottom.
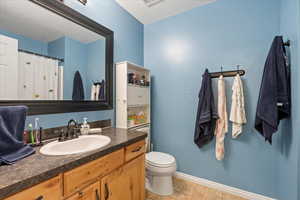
145, 152, 177, 196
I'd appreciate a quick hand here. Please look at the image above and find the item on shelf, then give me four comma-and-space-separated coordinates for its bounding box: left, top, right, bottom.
140, 75, 146, 86
135, 74, 141, 85
135, 111, 146, 125
128, 115, 135, 127
128, 72, 150, 87
128, 73, 135, 84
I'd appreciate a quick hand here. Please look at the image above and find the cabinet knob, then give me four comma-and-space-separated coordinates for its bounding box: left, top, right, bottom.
132, 146, 142, 153
105, 183, 110, 200
35, 196, 44, 200
95, 189, 100, 200
78, 191, 84, 197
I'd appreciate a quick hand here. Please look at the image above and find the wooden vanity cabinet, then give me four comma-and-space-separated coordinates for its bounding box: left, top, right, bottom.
125, 140, 146, 162
101, 154, 145, 200
3, 140, 146, 200
4, 176, 61, 200
124, 154, 145, 200
66, 182, 100, 200
63, 149, 124, 196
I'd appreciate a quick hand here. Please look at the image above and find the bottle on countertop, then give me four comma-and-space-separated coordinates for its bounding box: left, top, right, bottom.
81, 117, 90, 135
23, 131, 28, 144
34, 118, 41, 144
28, 123, 34, 144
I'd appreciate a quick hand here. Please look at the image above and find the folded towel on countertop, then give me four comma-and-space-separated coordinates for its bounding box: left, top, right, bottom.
0, 106, 35, 165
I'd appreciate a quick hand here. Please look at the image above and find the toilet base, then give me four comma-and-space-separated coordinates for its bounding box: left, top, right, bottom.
146, 175, 174, 196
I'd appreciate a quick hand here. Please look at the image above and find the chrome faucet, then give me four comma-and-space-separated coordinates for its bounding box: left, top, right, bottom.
58, 119, 80, 142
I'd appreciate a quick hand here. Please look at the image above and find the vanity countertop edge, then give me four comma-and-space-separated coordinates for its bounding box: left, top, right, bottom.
0, 128, 147, 200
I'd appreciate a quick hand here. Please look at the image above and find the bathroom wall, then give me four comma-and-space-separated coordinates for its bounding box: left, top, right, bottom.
24, 0, 144, 127
144, 0, 293, 198
276, 0, 300, 199
0, 29, 48, 54
86, 39, 106, 99
64, 36, 88, 100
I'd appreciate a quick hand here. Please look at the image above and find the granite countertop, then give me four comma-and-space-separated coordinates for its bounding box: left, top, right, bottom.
0, 128, 147, 199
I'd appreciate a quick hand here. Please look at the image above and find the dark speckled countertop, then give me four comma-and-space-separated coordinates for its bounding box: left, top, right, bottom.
0, 128, 147, 200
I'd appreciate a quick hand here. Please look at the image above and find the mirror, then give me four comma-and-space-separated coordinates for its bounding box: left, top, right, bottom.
0, 0, 113, 115
0, 0, 107, 101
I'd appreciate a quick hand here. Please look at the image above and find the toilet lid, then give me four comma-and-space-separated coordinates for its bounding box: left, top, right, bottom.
146, 152, 175, 167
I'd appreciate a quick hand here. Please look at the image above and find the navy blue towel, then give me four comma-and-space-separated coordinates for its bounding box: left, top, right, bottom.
194, 69, 219, 148
72, 71, 85, 101
0, 106, 35, 165
98, 80, 105, 101
255, 36, 291, 144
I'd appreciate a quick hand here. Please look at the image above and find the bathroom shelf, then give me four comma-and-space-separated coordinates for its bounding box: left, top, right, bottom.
116, 61, 151, 129
128, 122, 150, 129
128, 83, 150, 88
127, 104, 149, 108
116, 61, 151, 152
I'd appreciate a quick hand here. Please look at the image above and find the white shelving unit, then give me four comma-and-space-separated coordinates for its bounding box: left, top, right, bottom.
116, 61, 151, 151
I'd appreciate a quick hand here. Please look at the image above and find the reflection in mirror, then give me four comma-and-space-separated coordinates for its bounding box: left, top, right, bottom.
0, 0, 106, 101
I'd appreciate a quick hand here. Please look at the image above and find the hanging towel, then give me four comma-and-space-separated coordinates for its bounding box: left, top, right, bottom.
72, 71, 85, 101
214, 75, 228, 160
230, 74, 246, 138
95, 84, 100, 101
0, 106, 35, 165
98, 80, 105, 101
255, 36, 290, 144
194, 69, 218, 148
91, 84, 97, 101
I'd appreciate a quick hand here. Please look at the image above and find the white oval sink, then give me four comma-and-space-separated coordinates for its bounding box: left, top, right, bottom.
40, 135, 111, 156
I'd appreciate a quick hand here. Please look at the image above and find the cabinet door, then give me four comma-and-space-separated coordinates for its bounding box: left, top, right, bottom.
67, 182, 100, 200
128, 86, 149, 106
124, 154, 145, 200
101, 155, 145, 200
101, 167, 131, 200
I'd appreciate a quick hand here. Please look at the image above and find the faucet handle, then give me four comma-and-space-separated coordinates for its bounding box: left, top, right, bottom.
68, 119, 78, 128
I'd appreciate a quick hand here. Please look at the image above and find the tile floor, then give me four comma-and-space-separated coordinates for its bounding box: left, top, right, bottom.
146, 177, 247, 200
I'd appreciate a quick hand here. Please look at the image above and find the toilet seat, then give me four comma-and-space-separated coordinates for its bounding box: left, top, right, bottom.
146, 152, 176, 168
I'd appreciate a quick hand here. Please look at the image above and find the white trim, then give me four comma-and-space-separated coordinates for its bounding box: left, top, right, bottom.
174, 172, 276, 200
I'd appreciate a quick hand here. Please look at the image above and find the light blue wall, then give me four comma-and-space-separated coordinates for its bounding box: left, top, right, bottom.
26, 0, 144, 126
276, 0, 300, 199
48, 37, 65, 62
86, 39, 106, 100
0, 29, 48, 55
64, 37, 88, 100
144, 0, 288, 198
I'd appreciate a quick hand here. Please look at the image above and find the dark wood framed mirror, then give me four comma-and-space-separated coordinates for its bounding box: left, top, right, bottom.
0, 0, 114, 115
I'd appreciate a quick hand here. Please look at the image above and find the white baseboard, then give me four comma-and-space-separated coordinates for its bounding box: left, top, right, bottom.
174, 172, 276, 200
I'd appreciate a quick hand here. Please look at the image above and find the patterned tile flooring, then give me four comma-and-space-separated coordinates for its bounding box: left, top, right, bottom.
146, 177, 247, 200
